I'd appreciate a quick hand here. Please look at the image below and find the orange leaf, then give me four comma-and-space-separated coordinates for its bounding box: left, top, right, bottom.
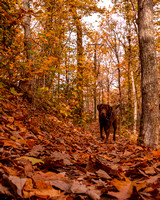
108, 178, 134, 200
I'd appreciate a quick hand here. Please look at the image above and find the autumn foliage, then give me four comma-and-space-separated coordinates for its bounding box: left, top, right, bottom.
0, 0, 160, 199
0, 88, 160, 199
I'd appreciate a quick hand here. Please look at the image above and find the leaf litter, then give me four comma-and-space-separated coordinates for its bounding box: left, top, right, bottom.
0, 91, 160, 199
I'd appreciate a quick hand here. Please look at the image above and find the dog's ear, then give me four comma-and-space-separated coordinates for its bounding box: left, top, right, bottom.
97, 104, 100, 111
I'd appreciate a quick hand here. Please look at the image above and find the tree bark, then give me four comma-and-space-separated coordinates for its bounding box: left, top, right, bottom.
23, 0, 31, 60
20, 0, 33, 102
72, 8, 84, 118
137, 0, 159, 148
131, 70, 137, 134
128, 33, 137, 134
114, 35, 122, 135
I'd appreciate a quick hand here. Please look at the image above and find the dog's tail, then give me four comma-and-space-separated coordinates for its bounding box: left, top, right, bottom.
113, 104, 120, 109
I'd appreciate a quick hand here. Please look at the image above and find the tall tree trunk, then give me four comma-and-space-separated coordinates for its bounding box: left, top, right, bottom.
137, 0, 159, 148
128, 33, 138, 134
131, 70, 137, 134
20, 0, 32, 102
72, 8, 84, 118
114, 35, 122, 135
94, 47, 97, 120
23, 0, 31, 60
106, 66, 109, 104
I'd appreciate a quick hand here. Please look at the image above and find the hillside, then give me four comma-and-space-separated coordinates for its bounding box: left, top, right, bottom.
0, 87, 160, 200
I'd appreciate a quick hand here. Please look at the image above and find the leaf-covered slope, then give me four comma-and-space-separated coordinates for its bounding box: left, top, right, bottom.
0, 88, 160, 200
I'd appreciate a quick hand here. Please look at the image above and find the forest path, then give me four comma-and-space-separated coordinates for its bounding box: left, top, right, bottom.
0, 96, 160, 200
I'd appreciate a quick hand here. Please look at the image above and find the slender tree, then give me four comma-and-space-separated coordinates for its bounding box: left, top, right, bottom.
23, 0, 31, 60
137, 0, 159, 148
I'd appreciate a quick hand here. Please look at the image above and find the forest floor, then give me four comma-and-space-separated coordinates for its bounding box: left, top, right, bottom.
0, 87, 160, 200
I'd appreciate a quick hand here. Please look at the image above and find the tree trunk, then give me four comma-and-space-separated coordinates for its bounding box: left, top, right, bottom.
94, 47, 97, 120
23, 0, 31, 60
114, 35, 122, 135
131, 70, 137, 134
128, 33, 137, 134
20, 0, 33, 103
137, 0, 159, 148
72, 8, 84, 118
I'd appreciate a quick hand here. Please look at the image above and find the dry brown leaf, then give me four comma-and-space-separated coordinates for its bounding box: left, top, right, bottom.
7, 116, 14, 123
146, 174, 160, 186
2, 139, 21, 148
152, 149, 160, 157
86, 190, 101, 200
6, 124, 17, 131
70, 181, 88, 193
23, 178, 33, 191
1, 165, 19, 176
26, 144, 44, 157
0, 183, 12, 196
102, 154, 112, 161
96, 169, 111, 179
23, 178, 61, 199
48, 180, 72, 193
144, 166, 156, 175
51, 151, 72, 166
32, 171, 68, 182
108, 178, 134, 200
7, 175, 28, 197
24, 160, 34, 177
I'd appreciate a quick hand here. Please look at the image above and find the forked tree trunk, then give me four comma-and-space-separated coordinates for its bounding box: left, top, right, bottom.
137, 0, 159, 148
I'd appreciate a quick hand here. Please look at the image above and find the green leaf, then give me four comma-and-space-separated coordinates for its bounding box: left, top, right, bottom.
10, 87, 18, 95
10, 87, 23, 96
0, 82, 6, 89
16, 156, 44, 165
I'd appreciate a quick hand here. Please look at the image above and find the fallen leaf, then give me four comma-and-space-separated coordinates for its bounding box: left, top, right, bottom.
3, 140, 21, 148
70, 181, 87, 194
47, 180, 72, 193
0, 183, 12, 196
96, 169, 111, 179
24, 160, 34, 177
16, 156, 44, 165
26, 144, 45, 157
144, 166, 156, 175
6, 175, 28, 197
108, 178, 134, 200
23, 179, 60, 199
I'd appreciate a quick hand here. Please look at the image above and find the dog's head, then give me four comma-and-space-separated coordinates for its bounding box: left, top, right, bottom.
97, 104, 113, 119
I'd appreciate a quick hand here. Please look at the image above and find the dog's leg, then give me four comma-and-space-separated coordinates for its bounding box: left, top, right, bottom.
112, 120, 117, 141
100, 123, 104, 139
104, 126, 110, 142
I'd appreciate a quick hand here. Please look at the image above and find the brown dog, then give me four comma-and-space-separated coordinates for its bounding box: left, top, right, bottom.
97, 104, 119, 142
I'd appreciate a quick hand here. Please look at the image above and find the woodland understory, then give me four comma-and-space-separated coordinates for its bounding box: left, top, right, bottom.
0, 87, 160, 200
0, 0, 160, 199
